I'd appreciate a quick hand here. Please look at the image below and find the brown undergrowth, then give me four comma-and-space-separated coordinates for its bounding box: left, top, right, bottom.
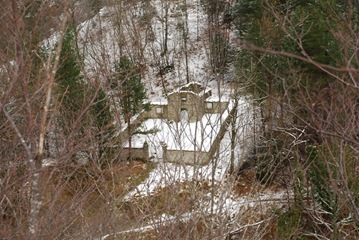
228, 170, 289, 240
39, 160, 155, 239
232, 170, 283, 197
120, 180, 212, 220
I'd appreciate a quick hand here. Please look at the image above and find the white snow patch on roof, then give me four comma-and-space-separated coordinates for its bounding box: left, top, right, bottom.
150, 98, 168, 105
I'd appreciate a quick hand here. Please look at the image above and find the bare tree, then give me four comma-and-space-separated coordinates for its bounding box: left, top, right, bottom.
233, 0, 359, 238
0, 1, 71, 238
0, 1, 117, 238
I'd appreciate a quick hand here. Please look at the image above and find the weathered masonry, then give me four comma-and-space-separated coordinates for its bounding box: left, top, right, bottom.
121, 82, 234, 165
146, 82, 227, 121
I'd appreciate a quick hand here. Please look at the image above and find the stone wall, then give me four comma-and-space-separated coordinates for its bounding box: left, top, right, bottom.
164, 148, 208, 165
162, 101, 238, 165
205, 101, 229, 114
120, 141, 149, 161
167, 91, 206, 122
145, 104, 168, 119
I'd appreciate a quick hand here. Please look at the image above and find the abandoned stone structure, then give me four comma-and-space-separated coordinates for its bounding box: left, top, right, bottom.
146, 82, 227, 122
121, 82, 234, 165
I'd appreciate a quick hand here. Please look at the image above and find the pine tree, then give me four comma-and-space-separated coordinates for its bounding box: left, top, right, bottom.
90, 88, 113, 164
114, 56, 150, 160
56, 27, 85, 116
56, 26, 114, 164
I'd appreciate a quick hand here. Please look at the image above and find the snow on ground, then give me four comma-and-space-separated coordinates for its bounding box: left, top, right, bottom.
42, 0, 231, 103
113, 97, 289, 238
125, 100, 233, 152
124, 98, 253, 200
117, 95, 292, 238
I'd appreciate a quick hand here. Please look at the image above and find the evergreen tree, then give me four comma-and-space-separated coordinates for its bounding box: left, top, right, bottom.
56, 26, 113, 164
90, 88, 113, 163
54, 25, 87, 164
56, 26, 85, 117
114, 56, 150, 160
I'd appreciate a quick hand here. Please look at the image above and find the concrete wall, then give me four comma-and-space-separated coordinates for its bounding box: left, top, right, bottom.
118, 111, 147, 145
145, 104, 168, 119
117, 82, 235, 165
179, 82, 204, 93
167, 93, 179, 122
206, 101, 238, 163
120, 142, 149, 161
163, 101, 237, 165
164, 149, 209, 165
117, 100, 236, 165
168, 91, 206, 122
205, 101, 229, 114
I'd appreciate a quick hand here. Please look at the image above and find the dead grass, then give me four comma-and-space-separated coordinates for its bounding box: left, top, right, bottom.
119, 180, 212, 226
232, 170, 283, 197
109, 217, 212, 240
39, 161, 156, 238
102, 161, 156, 194
227, 171, 289, 240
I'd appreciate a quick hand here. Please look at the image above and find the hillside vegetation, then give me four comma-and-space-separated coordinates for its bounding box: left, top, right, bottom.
0, 0, 358, 239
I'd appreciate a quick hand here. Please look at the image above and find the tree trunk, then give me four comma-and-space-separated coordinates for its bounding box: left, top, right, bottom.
163, 0, 169, 63
127, 114, 132, 161
28, 157, 42, 238
183, 0, 190, 83
229, 100, 238, 175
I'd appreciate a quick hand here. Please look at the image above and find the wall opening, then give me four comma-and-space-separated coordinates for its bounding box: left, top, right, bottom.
180, 108, 189, 122
156, 107, 163, 114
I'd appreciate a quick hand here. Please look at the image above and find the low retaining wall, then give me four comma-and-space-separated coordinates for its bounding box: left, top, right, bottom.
165, 149, 208, 165
118, 111, 147, 145
120, 142, 149, 161
206, 101, 238, 163
163, 101, 238, 165
118, 101, 237, 165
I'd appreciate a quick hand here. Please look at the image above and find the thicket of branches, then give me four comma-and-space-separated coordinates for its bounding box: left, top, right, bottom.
234, 0, 359, 238
0, 1, 116, 238
1, 0, 358, 239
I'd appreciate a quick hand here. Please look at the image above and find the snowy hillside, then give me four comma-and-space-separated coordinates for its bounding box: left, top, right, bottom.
77, 0, 214, 95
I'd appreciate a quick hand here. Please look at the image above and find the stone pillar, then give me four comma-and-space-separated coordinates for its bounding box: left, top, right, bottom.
143, 141, 149, 162
161, 142, 167, 162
